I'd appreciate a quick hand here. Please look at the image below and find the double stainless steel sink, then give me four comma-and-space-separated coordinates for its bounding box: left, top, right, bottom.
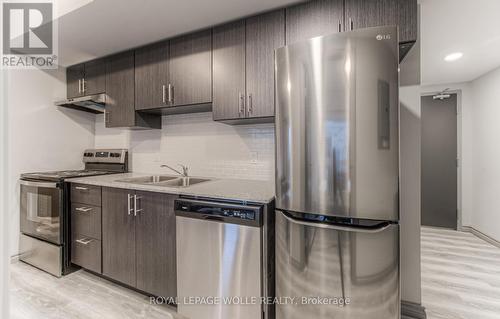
115, 175, 212, 188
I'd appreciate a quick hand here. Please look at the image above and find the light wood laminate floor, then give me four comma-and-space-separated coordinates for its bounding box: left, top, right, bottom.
10, 261, 182, 319
421, 227, 500, 319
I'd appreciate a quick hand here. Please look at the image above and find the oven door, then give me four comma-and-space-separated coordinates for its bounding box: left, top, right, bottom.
20, 180, 63, 245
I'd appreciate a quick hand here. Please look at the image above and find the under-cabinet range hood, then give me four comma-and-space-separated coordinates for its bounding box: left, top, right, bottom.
55, 93, 106, 113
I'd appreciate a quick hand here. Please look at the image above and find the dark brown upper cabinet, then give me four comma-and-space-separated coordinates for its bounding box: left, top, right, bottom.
66, 60, 105, 99
213, 10, 285, 123
286, 0, 344, 45
135, 30, 212, 111
106, 51, 161, 129
135, 40, 169, 110
344, 0, 417, 43
246, 10, 285, 119
213, 20, 246, 121
169, 29, 212, 107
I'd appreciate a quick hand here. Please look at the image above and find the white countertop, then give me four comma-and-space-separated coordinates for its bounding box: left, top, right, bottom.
68, 173, 275, 204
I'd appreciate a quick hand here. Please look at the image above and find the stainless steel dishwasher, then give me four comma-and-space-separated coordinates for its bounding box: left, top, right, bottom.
175, 198, 264, 319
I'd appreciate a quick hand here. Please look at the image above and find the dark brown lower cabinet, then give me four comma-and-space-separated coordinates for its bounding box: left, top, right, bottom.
135, 191, 177, 298
102, 187, 177, 297
102, 187, 136, 287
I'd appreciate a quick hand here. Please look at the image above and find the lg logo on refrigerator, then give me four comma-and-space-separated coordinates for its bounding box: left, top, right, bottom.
2, 2, 53, 55
376, 34, 391, 41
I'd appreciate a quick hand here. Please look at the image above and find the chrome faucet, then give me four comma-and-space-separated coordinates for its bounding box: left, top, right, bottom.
161, 164, 189, 178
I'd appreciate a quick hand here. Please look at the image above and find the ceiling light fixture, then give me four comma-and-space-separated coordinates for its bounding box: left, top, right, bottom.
444, 52, 463, 62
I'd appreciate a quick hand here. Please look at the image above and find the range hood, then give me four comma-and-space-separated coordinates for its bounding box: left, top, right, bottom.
55, 94, 106, 114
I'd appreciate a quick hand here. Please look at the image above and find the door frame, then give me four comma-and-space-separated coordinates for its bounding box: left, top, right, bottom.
420, 89, 462, 230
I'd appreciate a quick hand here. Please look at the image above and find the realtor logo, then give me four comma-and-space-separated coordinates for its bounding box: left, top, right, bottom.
3, 2, 53, 54
2, 1, 57, 68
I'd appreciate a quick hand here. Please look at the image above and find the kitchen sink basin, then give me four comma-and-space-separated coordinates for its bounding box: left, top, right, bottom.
154, 177, 212, 188
115, 175, 178, 184
115, 176, 212, 188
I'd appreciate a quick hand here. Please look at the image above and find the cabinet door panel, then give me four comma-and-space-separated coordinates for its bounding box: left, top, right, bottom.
246, 10, 285, 119
135, 41, 169, 110
67, 64, 84, 98
286, 0, 344, 44
213, 20, 246, 121
398, 0, 417, 43
84, 59, 106, 95
102, 188, 136, 287
105, 52, 136, 127
344, 0, 398, 32
135, 192, 177, 298
170, 30, 212, 107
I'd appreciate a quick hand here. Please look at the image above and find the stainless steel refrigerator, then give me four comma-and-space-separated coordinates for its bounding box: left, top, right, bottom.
275, 26, 400, 319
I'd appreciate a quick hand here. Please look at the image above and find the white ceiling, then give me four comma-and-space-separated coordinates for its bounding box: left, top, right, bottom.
56, 0, 303, 66
420, 0, 500, 85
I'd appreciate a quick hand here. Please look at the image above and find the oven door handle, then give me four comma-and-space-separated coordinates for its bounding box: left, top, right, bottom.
20, 180, 59, 188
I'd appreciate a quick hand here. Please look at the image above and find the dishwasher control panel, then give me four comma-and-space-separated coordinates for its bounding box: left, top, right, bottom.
175, 198, 262, 227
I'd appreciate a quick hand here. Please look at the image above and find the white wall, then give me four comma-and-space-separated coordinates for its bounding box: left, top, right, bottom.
94, 112, 275, 181
467, 67, 500, 241
7, 68, 95, 256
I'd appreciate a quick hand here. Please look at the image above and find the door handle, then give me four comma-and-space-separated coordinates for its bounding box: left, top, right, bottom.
247, 93, 253, 116
338, 19, 342, 32
78, 79, 82, 94
76, 238, 94, 245
74, 186, 89, 191
280, 211, 391, 233
20, 180, 58, 188
239, 92, 245, 117
81, 78, 86, 94
75, 207, 93, 213
349, 18, 353, 31
162, 85, 166, 103
168, 84, 174, 103
134, 195, 142, 216
127, 194, 134, 215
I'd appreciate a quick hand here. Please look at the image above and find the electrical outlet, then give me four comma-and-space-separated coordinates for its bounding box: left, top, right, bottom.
250, 151, 258, 164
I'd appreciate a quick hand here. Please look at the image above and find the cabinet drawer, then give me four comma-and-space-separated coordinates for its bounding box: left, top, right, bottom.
71, 204, 101, 240
71, 183, 101, 205
71, 236, 101, 273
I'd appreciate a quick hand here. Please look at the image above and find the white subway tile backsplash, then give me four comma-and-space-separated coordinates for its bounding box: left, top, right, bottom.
95, 112, 275, 181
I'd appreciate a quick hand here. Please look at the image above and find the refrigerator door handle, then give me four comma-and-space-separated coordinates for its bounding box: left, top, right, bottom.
280, 211, 391, 233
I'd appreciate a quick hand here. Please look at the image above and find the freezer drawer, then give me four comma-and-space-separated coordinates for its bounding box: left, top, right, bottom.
275, 211, 400, 319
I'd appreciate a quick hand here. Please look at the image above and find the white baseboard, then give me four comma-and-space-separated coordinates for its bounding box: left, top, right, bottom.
461, 226, 500, 248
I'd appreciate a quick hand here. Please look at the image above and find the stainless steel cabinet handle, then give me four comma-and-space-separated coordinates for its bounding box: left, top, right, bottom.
280, 211, 391, 233
134, 195, 142, 216
162, 85, 166, 103
75, 186, 89, 191
78, 79, 82, 94
81, 78, 86, 93
247, 93, 253, 116
168, 84, 174, 103
127, 194, 133, 216
349, 18, 353, 31
338, 20, 342, 32
75, 207, 93, 212
239, 92, 245, 116
76, 238, 94, 245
